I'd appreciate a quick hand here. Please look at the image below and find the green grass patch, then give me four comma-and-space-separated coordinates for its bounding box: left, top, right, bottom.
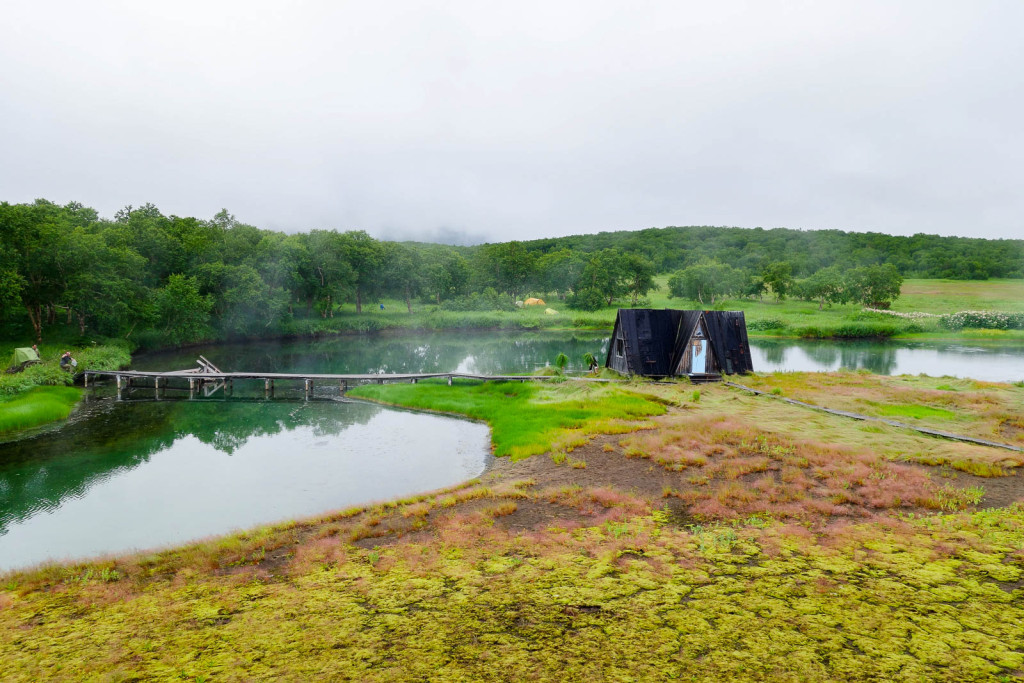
0, 386, 82, 434
349, 380, 666, 459
871, 403, 959, 420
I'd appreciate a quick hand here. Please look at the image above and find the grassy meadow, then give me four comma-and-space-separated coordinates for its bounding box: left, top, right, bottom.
2, 375, 1023, 680
0, 340, 131, 435
270, 277, 1024, 342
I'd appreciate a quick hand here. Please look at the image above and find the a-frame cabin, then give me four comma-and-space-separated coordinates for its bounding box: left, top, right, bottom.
605, 309, 753, 379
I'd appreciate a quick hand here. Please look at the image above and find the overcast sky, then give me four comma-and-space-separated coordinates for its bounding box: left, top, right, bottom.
2, 1, 1022, 243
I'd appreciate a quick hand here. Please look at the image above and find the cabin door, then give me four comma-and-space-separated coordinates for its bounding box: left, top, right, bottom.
681, 319, 710, 374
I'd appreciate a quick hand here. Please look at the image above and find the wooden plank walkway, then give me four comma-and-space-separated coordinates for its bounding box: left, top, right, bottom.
725, 381, 1024, 454
84, 369, 621, 382
82, 367, 623, 399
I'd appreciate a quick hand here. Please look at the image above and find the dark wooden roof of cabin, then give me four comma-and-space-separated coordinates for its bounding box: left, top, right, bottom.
608, 309, 754, 376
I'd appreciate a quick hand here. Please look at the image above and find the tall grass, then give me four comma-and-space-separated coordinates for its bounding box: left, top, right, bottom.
0, 386, 81, 434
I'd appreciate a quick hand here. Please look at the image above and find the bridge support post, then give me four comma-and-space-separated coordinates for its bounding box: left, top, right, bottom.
305, 379, 312, 400
265, 379, 273, 399
116, 375, 123, 400
447, 376, 452, 386
84, 373, 89, 388
412, 378, 417, 384
154, 377, 162, 400
188, 378, 196, 399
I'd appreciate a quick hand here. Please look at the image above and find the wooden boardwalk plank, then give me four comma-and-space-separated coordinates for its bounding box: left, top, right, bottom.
83, 370, 621, 383
724, 381, 1024, 454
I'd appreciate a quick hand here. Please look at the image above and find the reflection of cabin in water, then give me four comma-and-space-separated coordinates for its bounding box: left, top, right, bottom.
605, 309, 753, 379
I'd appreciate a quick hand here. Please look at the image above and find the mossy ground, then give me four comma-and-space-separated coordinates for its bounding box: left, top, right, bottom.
2, 374, 1023, 681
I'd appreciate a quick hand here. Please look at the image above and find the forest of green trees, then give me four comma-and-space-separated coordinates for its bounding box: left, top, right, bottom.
2, 199, 1022, 347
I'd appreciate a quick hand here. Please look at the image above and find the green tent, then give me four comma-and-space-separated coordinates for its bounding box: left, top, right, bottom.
7, 347, 41, 371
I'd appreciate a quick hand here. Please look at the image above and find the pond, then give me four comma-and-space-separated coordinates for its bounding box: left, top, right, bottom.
132, 331, 1024, 383
750, 338, 1024, 383
0, 397, 489, 571
2, 330, 1023, 571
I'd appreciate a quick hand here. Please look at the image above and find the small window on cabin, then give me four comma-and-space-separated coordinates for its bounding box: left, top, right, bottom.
693, 320, 705, 339
616, 338, 625, 357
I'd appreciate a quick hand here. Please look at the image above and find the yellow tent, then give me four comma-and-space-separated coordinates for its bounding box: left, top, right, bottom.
524, 297, 545, 306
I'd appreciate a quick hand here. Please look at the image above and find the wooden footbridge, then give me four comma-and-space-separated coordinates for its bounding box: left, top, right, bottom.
83, 356, 613, 400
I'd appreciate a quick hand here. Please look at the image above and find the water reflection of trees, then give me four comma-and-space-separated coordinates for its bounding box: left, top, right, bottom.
836, 343, 898, 375
751, 340, 899, 375
752, 341, 788, 366
133, 332, 611, 377
0, 399, 379, 535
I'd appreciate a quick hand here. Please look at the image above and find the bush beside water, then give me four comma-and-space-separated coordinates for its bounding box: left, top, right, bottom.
939, 311, 1024, 331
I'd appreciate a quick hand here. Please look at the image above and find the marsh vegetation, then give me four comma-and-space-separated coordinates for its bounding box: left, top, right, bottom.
2, 373, 1022, 680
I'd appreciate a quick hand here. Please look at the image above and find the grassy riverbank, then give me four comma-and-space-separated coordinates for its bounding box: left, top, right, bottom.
0, 341, 132, 396
0, 387, 82, 435
350, 379, 667, 458
0, 341, 132, 435
2, 374, 1023, 680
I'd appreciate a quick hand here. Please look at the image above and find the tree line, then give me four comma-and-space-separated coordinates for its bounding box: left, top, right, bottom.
666, 261, 904, 310
1, 199, 1020, 345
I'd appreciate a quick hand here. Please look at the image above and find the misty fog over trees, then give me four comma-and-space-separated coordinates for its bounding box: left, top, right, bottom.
2, 199, 1021, 346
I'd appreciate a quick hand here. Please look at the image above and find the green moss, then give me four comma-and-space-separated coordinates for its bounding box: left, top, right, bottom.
3, 510, 1024, 680
871, 403, 959, 420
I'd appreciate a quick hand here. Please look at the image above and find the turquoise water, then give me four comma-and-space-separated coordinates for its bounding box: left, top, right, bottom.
0, 397, 489, 571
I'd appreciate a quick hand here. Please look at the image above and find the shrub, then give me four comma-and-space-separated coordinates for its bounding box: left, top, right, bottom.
939, 311, 1024, 331
747, 318, 785, 331
439, 288, 516, 312
567, 288, 606, 312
